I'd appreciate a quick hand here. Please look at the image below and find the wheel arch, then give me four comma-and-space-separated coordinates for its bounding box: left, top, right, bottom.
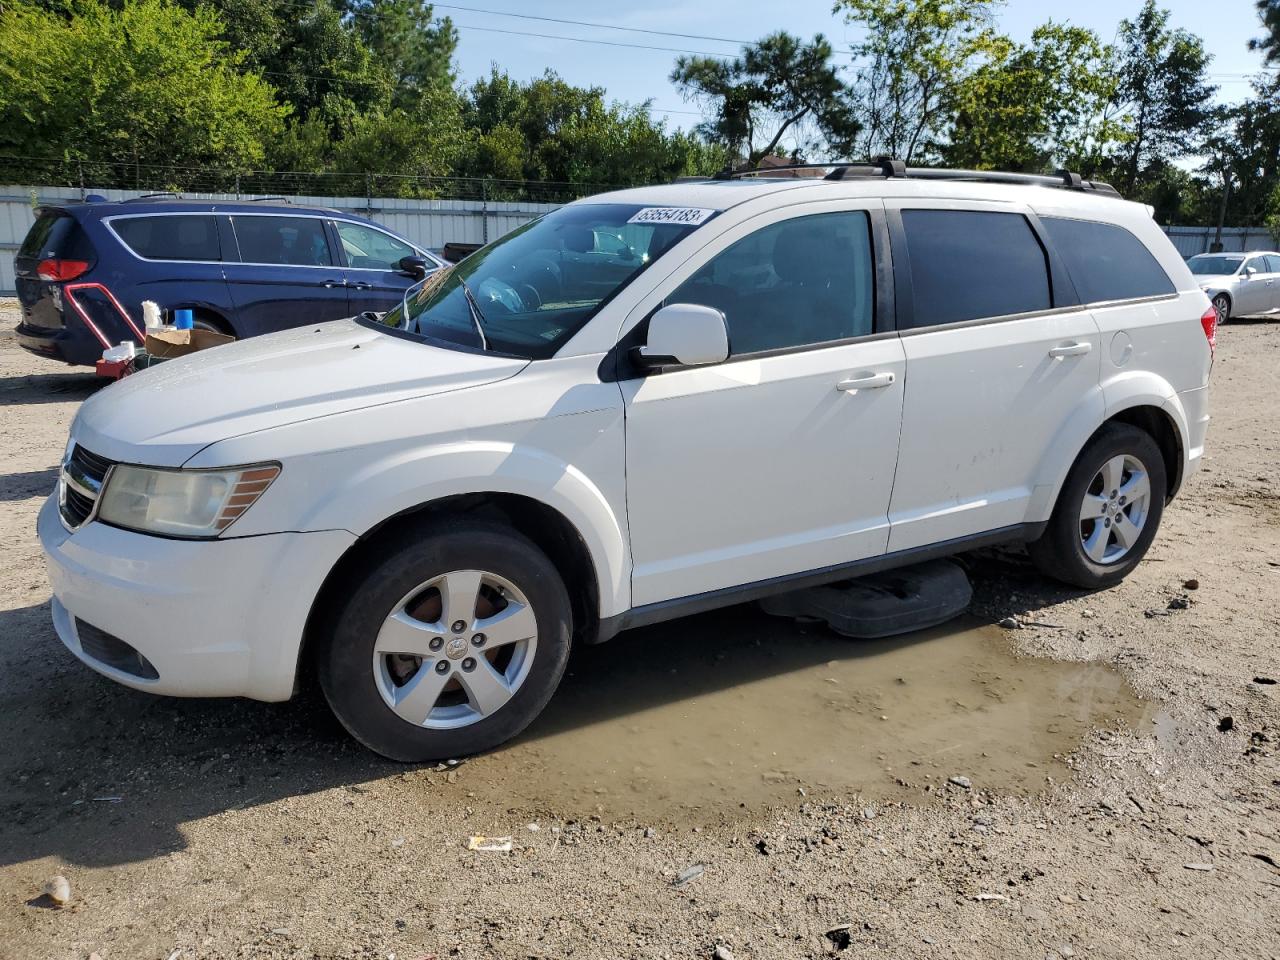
1030, 382, 1189, 521
296, 491, 608, 690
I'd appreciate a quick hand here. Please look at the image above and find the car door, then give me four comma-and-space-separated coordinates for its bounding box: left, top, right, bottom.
332, 219, 438, 315
884, 202, 1102, 553
222, 214, 350, 334
620, 203, 907, 608
1266, 255, 1280, 312
1234, 255, 1272, 316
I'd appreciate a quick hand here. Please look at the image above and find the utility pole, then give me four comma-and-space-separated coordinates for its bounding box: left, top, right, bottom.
1211, 164, 1231, 254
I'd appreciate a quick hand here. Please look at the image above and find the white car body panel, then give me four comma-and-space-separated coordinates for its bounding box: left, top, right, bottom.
38, 174, 1214, 704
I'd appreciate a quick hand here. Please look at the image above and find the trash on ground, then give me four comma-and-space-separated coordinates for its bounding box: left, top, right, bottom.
466, 835, 513, 852
43, 875, 71, 906
673, 864, 704, 888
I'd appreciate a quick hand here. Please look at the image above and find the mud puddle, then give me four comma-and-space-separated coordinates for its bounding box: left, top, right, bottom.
459, 607, 1153, 821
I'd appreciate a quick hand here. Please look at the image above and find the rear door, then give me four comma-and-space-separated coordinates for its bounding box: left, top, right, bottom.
223, 214, 350, 333
1266, 255, 1280, 312
885, 202, 1101, 552
331, 219, 436, 315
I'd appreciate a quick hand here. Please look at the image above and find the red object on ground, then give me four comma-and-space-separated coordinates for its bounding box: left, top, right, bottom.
94, 358, 132, 380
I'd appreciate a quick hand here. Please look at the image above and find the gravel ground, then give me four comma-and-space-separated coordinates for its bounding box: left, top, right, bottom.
0, 297, 1277, 959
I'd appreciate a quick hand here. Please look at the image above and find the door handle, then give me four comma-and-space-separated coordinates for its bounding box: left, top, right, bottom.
350, 281, 373, 290
320, 278, 346, 289
1048, 341, 1092, 359
836, 372, 896, 392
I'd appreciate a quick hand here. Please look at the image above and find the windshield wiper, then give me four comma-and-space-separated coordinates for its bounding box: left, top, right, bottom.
457, 276, 490, 351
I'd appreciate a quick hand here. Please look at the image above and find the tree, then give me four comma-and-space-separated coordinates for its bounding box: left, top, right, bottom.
836, 0, 1001, 163
1203, 75, 1280, 227
1112, 0, 1216, 195
464, 69, 726, 191
0, 0, 286, 185
1251, 0, 1280, 64
670, 32, 858, 166
343, 0, 457, 109
942, 23, 1122, 173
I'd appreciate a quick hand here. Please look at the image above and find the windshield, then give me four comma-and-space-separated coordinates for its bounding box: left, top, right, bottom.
376, 202, 714, 358
1189, 255, 1244, 276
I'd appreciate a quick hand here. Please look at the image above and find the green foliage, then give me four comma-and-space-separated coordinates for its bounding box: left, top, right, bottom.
0, 0, 286, 181
1252, 0, 1280, 64
343, 0, 457, 108
1113, 0, 1216, 194
464, 69, 726, 189
836, 0, 1002, 163
942, 23, 1123, 174
671, 32, 857, 166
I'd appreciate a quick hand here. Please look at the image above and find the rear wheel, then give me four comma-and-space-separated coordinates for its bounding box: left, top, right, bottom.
193, 312, 236, 339
317, 520, 572, 761
1029, 423, 1166, 589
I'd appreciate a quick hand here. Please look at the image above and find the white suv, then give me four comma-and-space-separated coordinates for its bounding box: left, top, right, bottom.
40, 165, 1214, 760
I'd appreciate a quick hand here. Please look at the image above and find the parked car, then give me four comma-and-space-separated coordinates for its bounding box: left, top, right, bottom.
40, 165, 1213, 761
13, 197, 444, 366
1188, 250, 1280, 324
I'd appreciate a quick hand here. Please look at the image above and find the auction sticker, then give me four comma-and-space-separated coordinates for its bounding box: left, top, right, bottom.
627, 207, 716, 226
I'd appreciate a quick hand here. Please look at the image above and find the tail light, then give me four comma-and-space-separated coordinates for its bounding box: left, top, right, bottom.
1199, 305, 1217, 355
37, 258, 90, 282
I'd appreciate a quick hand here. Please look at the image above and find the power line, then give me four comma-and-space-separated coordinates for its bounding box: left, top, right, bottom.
451, 21, 733, 58
430, 2, 753, 47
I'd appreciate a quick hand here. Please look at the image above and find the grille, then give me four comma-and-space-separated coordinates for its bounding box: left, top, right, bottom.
76, 619, 159, 680
59, 443, 116, 528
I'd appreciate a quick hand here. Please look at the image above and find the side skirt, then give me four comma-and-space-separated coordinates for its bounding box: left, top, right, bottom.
593, 522, 1045, 643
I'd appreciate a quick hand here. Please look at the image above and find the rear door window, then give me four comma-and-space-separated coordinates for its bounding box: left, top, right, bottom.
900, 210, 1051, 327
1264, 255, 1280, 273
1041, 217, 1175, 303
231, 216, 333, 266
112, 215, 221, 261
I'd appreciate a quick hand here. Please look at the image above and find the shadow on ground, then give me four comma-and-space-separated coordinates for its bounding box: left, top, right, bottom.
0, 554, 1096, 871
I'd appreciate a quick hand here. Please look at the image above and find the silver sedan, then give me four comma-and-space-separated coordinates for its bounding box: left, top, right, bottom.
1189, 251, 1280, 324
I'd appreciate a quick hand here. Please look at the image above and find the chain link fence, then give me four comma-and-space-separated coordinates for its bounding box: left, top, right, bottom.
0, 155, 631, 205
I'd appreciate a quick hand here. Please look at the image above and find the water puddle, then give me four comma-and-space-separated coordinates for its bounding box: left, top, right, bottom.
462, 607, 1151, 822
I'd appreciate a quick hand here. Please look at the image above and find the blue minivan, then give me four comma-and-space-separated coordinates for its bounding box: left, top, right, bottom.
14, 197, 444, 366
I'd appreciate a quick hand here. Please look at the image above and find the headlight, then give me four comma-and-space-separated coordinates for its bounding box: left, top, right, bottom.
97, 463, 280, 538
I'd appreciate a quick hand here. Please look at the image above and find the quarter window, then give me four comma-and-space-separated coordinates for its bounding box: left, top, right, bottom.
1041, 217, 1175, 303
665, 211, 875, 356
900, 210, 1051, 327
113, 215, 221, 261
232, 216, 332, 266
336, 221, 416, 270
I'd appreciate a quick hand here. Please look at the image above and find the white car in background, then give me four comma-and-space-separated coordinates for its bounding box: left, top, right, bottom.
1189, 251, 1280, 324
40, 163, 1214, 761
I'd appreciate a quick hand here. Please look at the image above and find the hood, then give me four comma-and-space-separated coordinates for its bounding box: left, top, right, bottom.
74, 319, 528, 466
1194, 274, 1235, 288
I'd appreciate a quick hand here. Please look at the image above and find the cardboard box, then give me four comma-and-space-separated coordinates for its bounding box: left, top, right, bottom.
143, 328, 234, 359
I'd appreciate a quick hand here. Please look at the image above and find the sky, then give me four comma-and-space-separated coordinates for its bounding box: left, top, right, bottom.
441, 0, 1272, 132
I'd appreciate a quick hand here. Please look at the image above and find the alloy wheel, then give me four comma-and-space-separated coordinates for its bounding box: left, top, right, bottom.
372, 569, 538, 729
1078, 454, 1152, 565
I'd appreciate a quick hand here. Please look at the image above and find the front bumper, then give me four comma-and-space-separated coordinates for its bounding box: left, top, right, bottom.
38, 495, 355, 700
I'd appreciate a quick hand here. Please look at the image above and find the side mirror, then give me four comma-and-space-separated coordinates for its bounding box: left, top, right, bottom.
1244, 265, 1258, 278
398, 255, 429, 279
633, 303, 729, 370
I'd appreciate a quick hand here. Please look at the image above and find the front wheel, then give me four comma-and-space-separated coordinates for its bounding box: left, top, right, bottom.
317, 521, 572, 761
1029, 423, 1166, 590
1212, 293, 1231, 326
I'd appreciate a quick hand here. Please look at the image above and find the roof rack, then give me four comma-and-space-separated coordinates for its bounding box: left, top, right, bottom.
123, 192, 182, 202
246, 195, 290, 203
713, 158, 1120, 196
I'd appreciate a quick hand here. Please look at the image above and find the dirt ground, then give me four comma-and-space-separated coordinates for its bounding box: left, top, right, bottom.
0, 298, 1277, 960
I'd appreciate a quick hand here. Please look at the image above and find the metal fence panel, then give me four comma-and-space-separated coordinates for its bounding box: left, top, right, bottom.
0, 185, 560, 295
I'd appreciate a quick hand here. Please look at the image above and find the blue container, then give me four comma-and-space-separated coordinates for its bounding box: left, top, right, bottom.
174, 308, 194, 330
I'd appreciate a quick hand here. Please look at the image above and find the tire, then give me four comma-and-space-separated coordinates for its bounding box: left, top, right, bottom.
193, 313, 236, 339
1212, 293, 1231, 326
1028, 423, 1167, 590
317, 520, 573, 762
